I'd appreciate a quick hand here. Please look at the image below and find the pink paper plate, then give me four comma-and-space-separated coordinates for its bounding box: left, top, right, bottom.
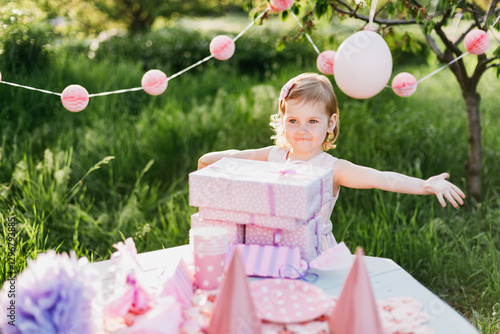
250, 279, 331, 323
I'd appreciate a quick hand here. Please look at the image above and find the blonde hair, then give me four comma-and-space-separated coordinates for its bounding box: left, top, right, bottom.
270, 73, 340, 150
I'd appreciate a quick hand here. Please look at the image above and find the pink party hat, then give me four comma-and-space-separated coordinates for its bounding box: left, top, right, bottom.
206, 249, 262, 334
328, 247, 384, 334
160, 259, 194, 309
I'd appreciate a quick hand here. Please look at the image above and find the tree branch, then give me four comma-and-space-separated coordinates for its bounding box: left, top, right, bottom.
470, 55, 493, 88
331, 0, 451, 26
485, 62, 500, 70
467, 3, 484, 28
454, 22, 480, 47
426, 33, 444, 60
483, 0, 500, 30
434, 24, 463, 55
409, 0, 424, 8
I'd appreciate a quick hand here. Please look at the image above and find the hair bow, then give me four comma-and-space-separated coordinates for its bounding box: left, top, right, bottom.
279, 79, 295, 102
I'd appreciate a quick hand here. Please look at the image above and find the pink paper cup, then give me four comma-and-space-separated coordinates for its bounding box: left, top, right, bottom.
194, 252, 227, 290
190, 227, 229, 290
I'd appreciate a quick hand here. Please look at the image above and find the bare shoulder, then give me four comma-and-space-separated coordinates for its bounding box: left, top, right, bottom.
332, 159, 354, 173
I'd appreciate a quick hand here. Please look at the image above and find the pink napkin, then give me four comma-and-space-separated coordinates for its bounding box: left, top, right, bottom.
110, 237, 142, 271
309, 242, 353, 271
126, 296, 182, 334
206, 249, 262, 334
104, 238, 153, 317
328, 247, 384, 334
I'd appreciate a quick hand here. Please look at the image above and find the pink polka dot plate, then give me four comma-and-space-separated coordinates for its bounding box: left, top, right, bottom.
250, 278, 331, 324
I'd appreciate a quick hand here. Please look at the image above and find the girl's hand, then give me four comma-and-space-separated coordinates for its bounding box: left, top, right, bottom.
423, 173, 466, 208
197, 152, 222, 169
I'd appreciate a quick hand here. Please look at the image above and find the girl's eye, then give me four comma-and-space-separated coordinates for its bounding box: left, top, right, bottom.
309, 119, 318, 124
288, 119, 297, 124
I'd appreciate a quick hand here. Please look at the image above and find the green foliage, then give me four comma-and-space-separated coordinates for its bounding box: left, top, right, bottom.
92, 26, 318, 77
0, 9, 54, 72
384, 29, 430, 65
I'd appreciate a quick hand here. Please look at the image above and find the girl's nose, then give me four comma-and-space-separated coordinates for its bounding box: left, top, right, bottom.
297, 123, 308, 133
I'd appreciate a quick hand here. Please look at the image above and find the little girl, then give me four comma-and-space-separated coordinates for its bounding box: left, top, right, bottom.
198, 73, 465, 251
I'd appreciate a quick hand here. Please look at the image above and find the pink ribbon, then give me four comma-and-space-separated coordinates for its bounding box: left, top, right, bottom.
210, 159, 326, 219
273, 229, 282, 245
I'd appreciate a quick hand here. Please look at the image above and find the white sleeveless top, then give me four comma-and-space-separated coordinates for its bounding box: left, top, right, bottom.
268, 146, 338, 252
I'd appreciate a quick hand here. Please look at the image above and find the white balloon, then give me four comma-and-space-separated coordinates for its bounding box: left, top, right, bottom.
334, 31, 392, 99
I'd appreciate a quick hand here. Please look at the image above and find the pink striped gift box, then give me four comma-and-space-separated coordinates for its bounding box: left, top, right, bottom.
234, 244, 307, 279
245, 215, 321, 262
190, 213, 245, 245
189, 158, 333, 220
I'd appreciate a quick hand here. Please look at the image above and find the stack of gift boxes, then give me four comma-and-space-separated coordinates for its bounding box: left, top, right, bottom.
189, 157, 333, 262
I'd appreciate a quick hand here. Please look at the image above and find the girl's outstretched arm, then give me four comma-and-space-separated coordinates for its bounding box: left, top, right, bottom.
198, 146, 274, 169
332, 159, 465, 207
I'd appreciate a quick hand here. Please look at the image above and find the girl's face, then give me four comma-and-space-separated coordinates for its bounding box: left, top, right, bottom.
282, 99, 337, 158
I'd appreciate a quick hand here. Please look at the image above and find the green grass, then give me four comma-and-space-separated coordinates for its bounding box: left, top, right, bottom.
0, 23, 499, 332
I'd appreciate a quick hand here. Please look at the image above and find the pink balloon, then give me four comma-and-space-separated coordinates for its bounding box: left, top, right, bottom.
464, 30, 490, 55
61, 85, 89, 112
141, 69, 168, 96
0, 72, 2, 82
317, 50, 336, 75
334, 31, 392, 99
209, 35, 235, 61
392, 72, 417, 97
270, 0, 294, 12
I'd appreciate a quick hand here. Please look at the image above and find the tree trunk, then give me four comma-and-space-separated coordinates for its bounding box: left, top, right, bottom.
463, 89, 482, 202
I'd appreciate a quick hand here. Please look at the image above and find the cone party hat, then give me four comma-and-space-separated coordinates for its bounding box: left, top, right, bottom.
328, 247, 384, 334
206, 248, 262, 334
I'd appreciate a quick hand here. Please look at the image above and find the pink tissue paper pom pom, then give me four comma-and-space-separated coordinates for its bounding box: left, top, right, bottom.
209, 35, 235, 61
61, 84, 89, 112
270, 0, 294, 12
392, 72, 418, 97
142, 69, 168, 96
464, 29, 490, 55
317, 50, 336, 75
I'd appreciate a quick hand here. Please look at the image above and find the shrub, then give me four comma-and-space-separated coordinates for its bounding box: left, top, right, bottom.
0, 10, 55, 72
92, 26, 319, 78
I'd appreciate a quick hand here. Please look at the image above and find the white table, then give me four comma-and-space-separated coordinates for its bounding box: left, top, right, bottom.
89, 244, 479, 333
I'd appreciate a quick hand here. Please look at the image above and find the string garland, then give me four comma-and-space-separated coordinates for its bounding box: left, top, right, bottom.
0, 2, 498, 111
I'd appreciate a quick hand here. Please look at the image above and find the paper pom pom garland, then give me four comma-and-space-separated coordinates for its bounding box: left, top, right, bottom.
392, 72, 418, 97
464, 29, 490, 55
210, 35, 236, 61
334, 30, 393, 99
0, 8, 498, 111
61, 84, 90, 112
316, 50, 336, 75
270, 0, 294, 13
141, 69, 169, 96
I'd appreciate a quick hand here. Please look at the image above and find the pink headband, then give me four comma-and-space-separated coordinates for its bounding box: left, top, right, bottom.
279, 79, 295, 102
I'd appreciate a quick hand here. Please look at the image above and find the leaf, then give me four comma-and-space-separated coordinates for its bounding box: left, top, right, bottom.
280, 9, 289, 21
276, 38, 286, 52
386, 1, 397, 17
315, 0, 329, 19
493, 46, 500, 60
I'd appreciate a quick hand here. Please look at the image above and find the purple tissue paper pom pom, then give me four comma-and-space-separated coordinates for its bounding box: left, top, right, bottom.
0, 251, 99, 334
